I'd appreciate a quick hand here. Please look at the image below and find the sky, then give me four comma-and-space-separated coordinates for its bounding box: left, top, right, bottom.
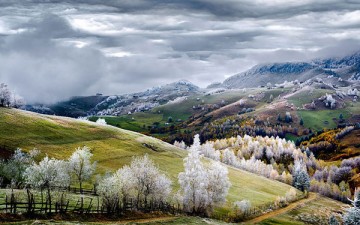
0, 0, 360, 104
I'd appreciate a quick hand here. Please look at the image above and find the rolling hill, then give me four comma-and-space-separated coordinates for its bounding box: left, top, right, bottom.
0, 107, 300, 214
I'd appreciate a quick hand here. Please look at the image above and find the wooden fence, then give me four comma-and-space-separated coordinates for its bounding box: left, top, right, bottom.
0, 189, 182, 215
53, 186, 98, 196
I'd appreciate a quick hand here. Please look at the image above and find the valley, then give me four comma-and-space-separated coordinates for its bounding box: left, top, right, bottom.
1, 51, 359, 225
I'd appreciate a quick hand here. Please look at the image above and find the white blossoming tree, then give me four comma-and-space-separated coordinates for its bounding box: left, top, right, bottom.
96, 118, 107, 125
130, 154, 172, 207
178, 134, 230, 215
3, 148, 39, 188
0, 83, 11, 107
98, 155, 172, 212
97, 175, 122, 213
23, 156, 70, 212
68, 146, 96, 193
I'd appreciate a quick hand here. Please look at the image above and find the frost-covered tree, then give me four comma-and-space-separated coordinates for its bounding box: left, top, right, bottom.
285, 112, 292, 123
0, 83, 11, 107
206, 161, 230, 209
323, 94, 336, 109
130, 154, 172, 207
98, 155, 171, 212
222, 148, 237, 165
347, 88, 359, 96
174, 140, 187, 149
179, 134, 230, 215
113, 166, 135, 203
24, 157, 70, 190
10, 94, 25, 108
310, 100, 316, 109
200, 142, 220, 161
68, 146, 96, 193
97, 175, 122, 213
233, 200, 251, 213
329, 215, 339, 225
24, 156, 70, 212
343, 188, 360, 225
97, 155, 171, 211
353, 188, 360, 208
178, 134, 209, 214
2, 148, 39, 188
292, 161, 310, 192
96, 118, 107, 125
0, 83, 24, 108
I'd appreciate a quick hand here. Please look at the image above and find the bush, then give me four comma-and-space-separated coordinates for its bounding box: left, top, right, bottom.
233, 200, 251, 213
285, 188, 297, 202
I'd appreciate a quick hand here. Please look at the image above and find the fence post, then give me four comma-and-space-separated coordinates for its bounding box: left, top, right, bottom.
97, 196, 100, 213
26, 188, 32, 214
65, 200, 69, 213
32, 194, 35, 214
80, 196, 84, 214
10, 191, 15, 214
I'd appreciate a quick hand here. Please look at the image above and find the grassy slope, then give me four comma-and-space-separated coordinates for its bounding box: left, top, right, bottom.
94, 89, 256, 132
259, 195, 346, 225
286, 88, 359, 131
83, 87, 358, 140
0, 108, 297, 210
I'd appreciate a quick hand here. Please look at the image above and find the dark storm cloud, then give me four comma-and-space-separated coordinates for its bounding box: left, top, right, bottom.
0, 0, 359, 103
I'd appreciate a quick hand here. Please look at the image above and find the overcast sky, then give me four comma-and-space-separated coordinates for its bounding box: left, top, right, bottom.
0, 0, 360, 103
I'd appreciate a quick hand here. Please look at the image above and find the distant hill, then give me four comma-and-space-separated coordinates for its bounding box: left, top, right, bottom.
23, 95, 108, 117
25, 80, 200, 117
223, 51, 360, 89
90, 80, 200, 116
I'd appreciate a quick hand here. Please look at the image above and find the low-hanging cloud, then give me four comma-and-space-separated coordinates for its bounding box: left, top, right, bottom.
0, 0, 359, 103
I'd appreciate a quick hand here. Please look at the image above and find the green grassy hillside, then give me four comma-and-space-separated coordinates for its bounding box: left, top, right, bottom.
0, 108, 299, 211
258, 195, 346, 225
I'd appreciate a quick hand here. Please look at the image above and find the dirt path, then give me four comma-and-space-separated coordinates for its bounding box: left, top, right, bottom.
92, 216, 177, 224
244, 193, 318, 224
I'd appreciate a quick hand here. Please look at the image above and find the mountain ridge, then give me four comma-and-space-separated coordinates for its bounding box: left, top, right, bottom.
222, 50, 360, 89
24, 51, 360, 117
25, 80, 200, 117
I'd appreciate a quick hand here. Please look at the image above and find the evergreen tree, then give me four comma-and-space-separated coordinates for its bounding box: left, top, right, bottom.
292, 161, 310, 192
343, 207, 360, 225
343, 188, 360, 225
329, 215, 339, 225
339, 113, 344, 121
300, 118, 304, 126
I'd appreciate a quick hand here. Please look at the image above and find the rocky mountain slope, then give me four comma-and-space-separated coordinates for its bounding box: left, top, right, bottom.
91, 80, 200, 116
24, 51, 359, 118
222, 51, 360, 89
